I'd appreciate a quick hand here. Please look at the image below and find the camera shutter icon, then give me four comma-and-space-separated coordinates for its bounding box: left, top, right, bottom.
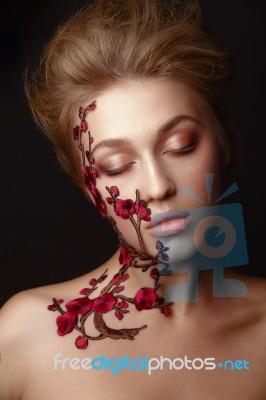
193, 215, 237, 259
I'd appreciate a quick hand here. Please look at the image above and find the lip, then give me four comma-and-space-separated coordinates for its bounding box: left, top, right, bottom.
146, 210, 192, 237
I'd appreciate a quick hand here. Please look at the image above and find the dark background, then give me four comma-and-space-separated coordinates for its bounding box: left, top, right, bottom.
1, 0, 265, 307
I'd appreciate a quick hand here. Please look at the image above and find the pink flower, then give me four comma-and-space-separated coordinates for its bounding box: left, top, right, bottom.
66, 298, 93, 315
135, 200, 151, 221
119, 246, 131, 266
134, 288, 157, 311
93, 294, 117, 313
56, 312, 77, 336
114, 199, 135, 219
73, 125, 80, 140
75, 335, 88, 349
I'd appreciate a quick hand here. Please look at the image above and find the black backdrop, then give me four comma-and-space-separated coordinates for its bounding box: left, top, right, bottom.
1, 0, 265, 307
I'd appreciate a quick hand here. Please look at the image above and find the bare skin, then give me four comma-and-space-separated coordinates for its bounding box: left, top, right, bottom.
0, 251, 265, 400
1, 78, 265, 399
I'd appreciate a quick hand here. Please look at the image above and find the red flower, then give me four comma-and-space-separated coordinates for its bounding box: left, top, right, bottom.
79, 288, 89, 295
85, 152, 94, 164
115, 311, 124, 320
66, 298, 93, 315
114, 199, 135, 219
119, 300, 128, 309
116, 286, 124, 293
119, 246, 131, 266
88, 101, 96, 111
135, 200, 151, 221
73, 125, 80, 140
54, 298, 64, 304
110, 186, 120, 196
162, 307, 171, 317
89, 278, 97, 285
83, 167, 107, 218
150, 268, 159, 279
81, 120, 88, 132
122, 273, 129, 281
75, 335, 88, 349
47, 298, 63, 311
47, 304, 57, 311
56, 312, 77, 336
93, 294, 117, 313
112, 274, 121, 285
83, 165, 97, 189
134, 288, 157, 311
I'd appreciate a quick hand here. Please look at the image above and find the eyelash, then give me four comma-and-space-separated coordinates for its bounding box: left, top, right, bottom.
165, 142, 196, 156
103, 142, 196, 176
104, 162, 135, 176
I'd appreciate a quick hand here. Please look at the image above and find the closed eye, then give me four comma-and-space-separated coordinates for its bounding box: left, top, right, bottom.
164, 142, 196, 156
103, 162, 135, 176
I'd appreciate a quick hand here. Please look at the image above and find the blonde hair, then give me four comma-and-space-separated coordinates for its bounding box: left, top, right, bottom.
25, 0, 243, 194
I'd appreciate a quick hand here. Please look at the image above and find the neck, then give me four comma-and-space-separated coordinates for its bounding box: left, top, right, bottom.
109, 248, 222, 319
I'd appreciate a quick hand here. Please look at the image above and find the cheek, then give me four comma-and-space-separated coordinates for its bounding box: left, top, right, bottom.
172, 138, 222, 202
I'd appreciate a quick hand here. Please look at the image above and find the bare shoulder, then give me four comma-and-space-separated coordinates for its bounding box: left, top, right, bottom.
0, 262, 109, 332
0, 288, 50, 400
0, 263, 109, 400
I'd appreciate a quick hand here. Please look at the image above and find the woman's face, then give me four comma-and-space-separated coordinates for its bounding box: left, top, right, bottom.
80, 77, 223, 256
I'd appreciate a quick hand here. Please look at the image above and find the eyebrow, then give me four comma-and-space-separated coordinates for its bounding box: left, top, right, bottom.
92, 114, 202, 154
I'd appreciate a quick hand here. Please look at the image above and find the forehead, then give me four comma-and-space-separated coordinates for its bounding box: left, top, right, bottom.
82, 77, 212, 140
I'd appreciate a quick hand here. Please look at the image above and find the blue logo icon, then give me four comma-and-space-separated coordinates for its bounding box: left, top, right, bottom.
155, 173, 249, 302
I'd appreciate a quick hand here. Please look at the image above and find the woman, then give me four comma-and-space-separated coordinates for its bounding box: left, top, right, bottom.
0, 0, 265, 399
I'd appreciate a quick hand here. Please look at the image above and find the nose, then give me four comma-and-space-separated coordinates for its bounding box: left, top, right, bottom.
140, 155, 176, 202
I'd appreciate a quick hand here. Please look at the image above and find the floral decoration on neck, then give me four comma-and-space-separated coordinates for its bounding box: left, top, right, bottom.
48, 100, 172, 350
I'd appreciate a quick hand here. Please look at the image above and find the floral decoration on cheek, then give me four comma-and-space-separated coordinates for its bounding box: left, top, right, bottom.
47, 100, 173, 350
73, 100, 107, 218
